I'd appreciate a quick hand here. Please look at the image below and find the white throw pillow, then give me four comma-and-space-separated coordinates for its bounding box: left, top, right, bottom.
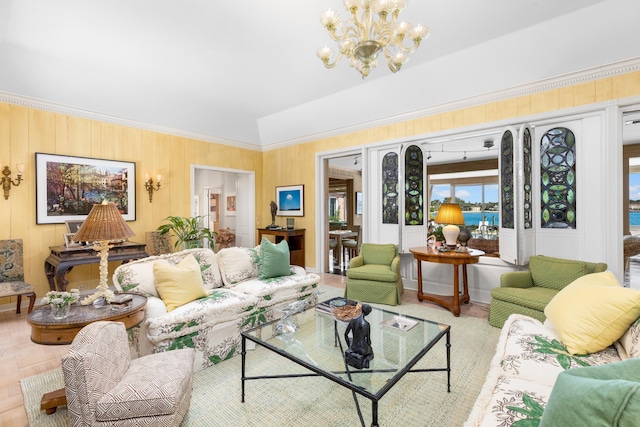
217, 246, 260, 286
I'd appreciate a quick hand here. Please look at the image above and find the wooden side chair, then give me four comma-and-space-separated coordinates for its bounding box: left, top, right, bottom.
0, 239, 36, 314
342, 225, 361, 261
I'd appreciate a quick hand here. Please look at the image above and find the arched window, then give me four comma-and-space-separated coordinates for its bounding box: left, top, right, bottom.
523, 127, 533, 229
382, 152, 399, 224
500, 130, 514, 229
404, 145, 423, 225
541, 127, 576, 228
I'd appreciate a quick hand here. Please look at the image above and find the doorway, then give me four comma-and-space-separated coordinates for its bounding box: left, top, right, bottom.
323, 154, 363, 274
191, 165, 256, 249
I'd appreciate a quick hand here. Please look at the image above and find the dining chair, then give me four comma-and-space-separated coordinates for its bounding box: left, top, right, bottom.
0, 239, 36, 314
342, 225, 361, 261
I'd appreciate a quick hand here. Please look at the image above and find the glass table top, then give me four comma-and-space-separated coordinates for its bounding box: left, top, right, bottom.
242, 302, 450, 399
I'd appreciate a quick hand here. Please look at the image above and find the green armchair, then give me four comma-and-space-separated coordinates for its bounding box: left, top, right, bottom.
345, 243, 403, 306
488, 255, 607, 328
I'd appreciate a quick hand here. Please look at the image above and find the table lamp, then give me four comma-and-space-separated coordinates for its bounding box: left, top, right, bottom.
435, 203, 465, 248
73, 201, 135, 306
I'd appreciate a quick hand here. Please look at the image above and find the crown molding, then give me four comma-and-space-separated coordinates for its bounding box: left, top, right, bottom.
0, 91, 262, 152
1, 57, 639, 153
262, 57, 640, 151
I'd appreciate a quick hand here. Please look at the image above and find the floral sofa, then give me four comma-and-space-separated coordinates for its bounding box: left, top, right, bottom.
465, 271, 640, 426
113, 246, 320, 372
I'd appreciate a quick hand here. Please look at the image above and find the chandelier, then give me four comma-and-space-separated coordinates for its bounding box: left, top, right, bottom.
316, 0, 430, 79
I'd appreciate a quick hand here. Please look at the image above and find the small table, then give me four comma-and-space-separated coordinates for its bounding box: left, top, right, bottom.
26, 294, 147, 414
241, 304, 450, 426
329, 229, 358, 271
257, 228, 305, 266
409, 246, 484, 317
44, 242, 148, 291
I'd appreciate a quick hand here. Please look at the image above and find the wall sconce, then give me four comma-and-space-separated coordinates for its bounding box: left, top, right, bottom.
1, 163, 25, 200
144, 173, 162, 203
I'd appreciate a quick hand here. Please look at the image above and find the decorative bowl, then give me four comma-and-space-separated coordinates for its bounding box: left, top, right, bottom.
329, 298, 362, 322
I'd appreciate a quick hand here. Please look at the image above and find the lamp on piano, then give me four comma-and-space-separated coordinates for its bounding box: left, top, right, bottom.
73, 201, 135, 306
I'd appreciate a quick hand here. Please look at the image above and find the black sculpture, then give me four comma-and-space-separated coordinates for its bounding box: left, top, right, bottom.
344, 304, 374, 369
266, 200, 279, 229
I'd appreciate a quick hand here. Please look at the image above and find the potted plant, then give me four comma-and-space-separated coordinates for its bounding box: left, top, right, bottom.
157, 216, 217, 250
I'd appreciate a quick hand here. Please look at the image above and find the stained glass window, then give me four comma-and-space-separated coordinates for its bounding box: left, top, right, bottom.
382, 152, 399, 224
500, 130, 514, 229
404, 145, 423, 225
541, 127, 576, 229
523, 127, 533, 229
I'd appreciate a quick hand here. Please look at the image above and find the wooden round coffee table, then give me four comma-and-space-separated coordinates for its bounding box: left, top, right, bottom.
27, 293, 146, 345
26, 293, 146, 414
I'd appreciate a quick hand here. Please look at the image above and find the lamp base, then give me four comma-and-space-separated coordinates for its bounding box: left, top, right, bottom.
442, 224, 460, 249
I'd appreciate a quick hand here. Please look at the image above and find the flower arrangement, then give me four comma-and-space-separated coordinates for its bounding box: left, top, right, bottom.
215, 228, 236, 245
41, 289, 80, 306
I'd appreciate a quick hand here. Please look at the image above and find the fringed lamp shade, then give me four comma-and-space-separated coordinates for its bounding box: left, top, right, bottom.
435, 203, 465, 248
74, 201, 135, 305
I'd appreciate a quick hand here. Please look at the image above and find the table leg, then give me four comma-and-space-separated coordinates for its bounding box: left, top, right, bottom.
371, 400, 379, 426
241, 336, 246, 403
416, 259, 423, 302
44, 261, 57, 292
40, 388, 66, 415
452, 265, 460, 317
462, 264, 470, 303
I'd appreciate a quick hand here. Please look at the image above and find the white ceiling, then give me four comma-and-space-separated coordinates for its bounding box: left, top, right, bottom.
0, 0, 638, 149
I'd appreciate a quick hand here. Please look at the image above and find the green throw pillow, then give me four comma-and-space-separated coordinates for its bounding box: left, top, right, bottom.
539, 358, 640, 427
258, 237, 292, 279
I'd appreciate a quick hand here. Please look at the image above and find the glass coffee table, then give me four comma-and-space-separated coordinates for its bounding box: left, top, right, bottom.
241, 302, 451, 427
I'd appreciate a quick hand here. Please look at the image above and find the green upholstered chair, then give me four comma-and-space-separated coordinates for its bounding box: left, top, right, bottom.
488, 255, 607, 328
345, 243, 403, 306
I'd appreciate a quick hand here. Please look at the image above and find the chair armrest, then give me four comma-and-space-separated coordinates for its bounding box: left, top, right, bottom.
391, 255, 401, 273
349, 255, 364, 268
500, 271, 534, 288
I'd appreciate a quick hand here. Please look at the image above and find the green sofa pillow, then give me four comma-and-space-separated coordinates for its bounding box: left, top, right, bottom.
258, 237, 292, 279
529, 255, 588, 291
539, 358, 640, 427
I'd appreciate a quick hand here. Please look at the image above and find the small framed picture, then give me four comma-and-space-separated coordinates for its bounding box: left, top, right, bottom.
64, 233, 81, 248
65, 220, 84, 234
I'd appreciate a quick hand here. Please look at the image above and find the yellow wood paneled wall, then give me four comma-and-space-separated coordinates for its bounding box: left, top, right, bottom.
0, 104, 262, 304
2, 70, 640, 307
261, 71, 640, 269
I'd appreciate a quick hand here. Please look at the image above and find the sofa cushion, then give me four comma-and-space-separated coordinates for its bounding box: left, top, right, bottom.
490, 286, 558, 312
361, 243, 396, 266
346, 264, 398, 283
154, 254, 208, 312
95, 348, 194, 420
529, 255, 588, 291
544, 271, 640, 354
539, 358, 640, 427
217, 246, 260, 286
258, 238, 292, 280
113, 249, 223, 297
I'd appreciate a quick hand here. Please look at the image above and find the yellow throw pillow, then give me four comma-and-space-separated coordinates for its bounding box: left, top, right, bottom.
544, 271, 640, 354
153, 254, 207, 312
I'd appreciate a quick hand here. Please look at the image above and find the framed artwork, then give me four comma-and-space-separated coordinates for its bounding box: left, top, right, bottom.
65, 220, 84, 234
225, 193, 236, 216
356, 191, 363, 215
63, 233, 81, 248
36, 153, 136, 224
276, 185, 304, 217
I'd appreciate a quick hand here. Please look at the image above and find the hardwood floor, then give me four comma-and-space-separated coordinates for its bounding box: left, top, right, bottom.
0, 273, 488, 425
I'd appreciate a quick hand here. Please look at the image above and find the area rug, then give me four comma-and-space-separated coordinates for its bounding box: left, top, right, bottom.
21, 286, 500, 427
